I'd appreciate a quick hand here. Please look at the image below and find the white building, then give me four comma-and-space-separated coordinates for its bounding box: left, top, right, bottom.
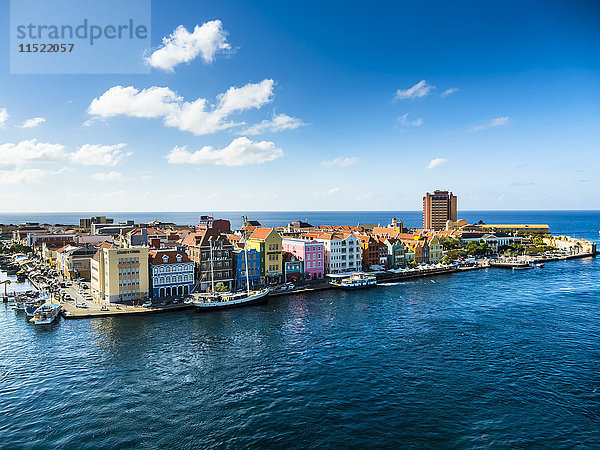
300, 231, 362, 274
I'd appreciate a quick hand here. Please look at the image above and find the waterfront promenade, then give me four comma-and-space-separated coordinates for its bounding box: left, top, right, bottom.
9, 249, 596, 319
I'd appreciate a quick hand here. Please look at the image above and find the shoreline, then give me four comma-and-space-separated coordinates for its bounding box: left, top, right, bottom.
13, 250, 593, 320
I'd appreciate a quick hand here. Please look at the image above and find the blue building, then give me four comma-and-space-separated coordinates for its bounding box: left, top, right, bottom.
234, 248, 261, 290
148, 247, 195, 298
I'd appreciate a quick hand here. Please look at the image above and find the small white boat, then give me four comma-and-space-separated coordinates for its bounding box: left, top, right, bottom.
30, 300, 61, 325
536, 263, 545, 268
330, 272, 377, 289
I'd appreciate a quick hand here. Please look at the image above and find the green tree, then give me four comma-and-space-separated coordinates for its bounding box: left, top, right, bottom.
214, 282, 228, 292
441, 255, 453, 265
442, 237, 460, 250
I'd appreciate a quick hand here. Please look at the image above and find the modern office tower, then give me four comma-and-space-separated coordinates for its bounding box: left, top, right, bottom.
423, 190, 458, 230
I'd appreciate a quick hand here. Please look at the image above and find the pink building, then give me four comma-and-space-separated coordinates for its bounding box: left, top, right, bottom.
282, 238, 324, 280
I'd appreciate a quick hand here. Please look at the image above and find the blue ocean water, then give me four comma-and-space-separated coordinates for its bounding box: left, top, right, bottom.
1, 210, 599, 240
1, 211, 599, 447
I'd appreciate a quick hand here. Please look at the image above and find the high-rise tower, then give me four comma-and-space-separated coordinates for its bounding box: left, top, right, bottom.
423, 190, 457, 230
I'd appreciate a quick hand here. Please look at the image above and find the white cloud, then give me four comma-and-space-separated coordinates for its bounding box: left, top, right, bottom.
166, 137, 283, 166
427, 158, 448, 169
70, 144, 129, 167
441, 88, 458, 97
398, 113, 423, 127
92, 171, 122, 181
321, 157, 359, 167
394, 80, 434, 100
471, 116, 510, 131
0, 139, 67, 165
0, 108, 8, 128
241, 113, 306, 135
88, 80, 275, 135
146, 21, 231, 72
0, 139, 129, 167
216, 80, 274, 115
88, 86, 181, 118
314, 187, 339, 197
19, 117, 46, 128
0, 168, 47, 184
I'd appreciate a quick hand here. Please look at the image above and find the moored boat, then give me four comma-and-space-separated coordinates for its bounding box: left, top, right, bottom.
30, 300, 61, 325
512, 263, 533, 270
192, 288, 270, 310
329, 272, 378, 289
192, 225, 270, 311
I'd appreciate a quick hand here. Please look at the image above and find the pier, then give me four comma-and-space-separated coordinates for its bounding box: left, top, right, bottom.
61, 301, 193, 320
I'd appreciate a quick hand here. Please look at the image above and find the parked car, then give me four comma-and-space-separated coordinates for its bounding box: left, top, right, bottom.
142, 301, 153, 308
76, 302, 88, 308
101, 305, 109, 311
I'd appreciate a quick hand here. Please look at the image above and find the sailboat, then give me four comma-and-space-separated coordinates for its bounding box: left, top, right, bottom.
192, 231, 270, 311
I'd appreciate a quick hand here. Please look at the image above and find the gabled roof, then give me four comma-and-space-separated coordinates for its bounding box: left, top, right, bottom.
249, 227, 275, 241
148, 249, 191, 265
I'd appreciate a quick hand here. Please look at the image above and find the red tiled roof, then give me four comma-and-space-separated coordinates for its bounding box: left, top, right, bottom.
249, 227, 274, 241
148, 249, 191, 265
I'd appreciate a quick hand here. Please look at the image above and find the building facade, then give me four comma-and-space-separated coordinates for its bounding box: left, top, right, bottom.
300, 231, 362, 274
246, 228, 283, 285
427, 236, 443, 263
183, 229, 235, 291
381, 238, 405, 269
91, 245, 149, 303
281, 238, 324, 280
148, 248, 194, 298
233, 248, 261, 290
282, 252, 304, 282
56, 244, 98, 280
423, 190, 458, 230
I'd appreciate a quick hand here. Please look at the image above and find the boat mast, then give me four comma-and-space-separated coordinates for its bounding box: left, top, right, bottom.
243, 219, 250, 294
209, 239, 215, 293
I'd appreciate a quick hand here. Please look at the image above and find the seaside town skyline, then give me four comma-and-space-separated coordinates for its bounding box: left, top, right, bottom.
3, 189, 596, 308
1, 0, 599, 212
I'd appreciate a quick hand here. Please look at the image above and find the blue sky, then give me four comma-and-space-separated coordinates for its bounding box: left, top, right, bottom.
0, 0, 599, 212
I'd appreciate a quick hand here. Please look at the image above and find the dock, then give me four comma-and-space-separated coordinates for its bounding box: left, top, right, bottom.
61, 301, 193, 320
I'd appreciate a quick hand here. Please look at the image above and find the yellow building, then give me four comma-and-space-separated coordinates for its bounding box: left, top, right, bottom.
91, 244, 149, 303
427, 236, 443, 263
246, 227, 282, 284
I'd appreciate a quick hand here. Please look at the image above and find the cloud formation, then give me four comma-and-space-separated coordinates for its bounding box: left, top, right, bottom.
166, 137, 283, 166
321, 157, 359, 167
394, 80, 434, 100
70, 144, 129, 166
0, 139, 129, 167
427, 158, 448, 169
88, 80, 275, 135
19, 117, 46, 128
398, 113, 423, 127
0, 168, 46, 184
471, 116, 509, 131
146, 21, 231, 72
441, 88, 459, 97
241, 113, 306, 135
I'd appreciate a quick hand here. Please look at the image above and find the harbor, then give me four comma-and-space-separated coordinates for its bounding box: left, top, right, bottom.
2, 235, 599, 448
1, 242, 596, 320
